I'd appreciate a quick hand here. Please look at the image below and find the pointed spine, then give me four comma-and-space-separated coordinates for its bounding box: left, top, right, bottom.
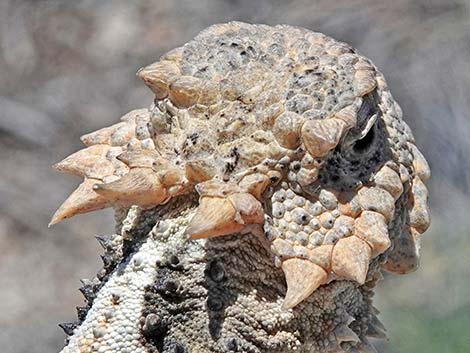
332, 236, 372, 284
281, 258, 328, 309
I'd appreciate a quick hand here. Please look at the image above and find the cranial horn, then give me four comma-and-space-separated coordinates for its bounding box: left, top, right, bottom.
137, 61, 181, 100
409, 177, 430, 234
53, 145, 113, 179
281, 258, 328, 310
408, 143, 431, 182
80, 122, 127, 146
93, 167, 168, 207
383, 226, 420, 274
334, 324, 360, 344
301, 118, 350, 158
186, 193, 264, 240
49, 179, 111, 226
331, 236, 372, 284
354, 211, 391, 257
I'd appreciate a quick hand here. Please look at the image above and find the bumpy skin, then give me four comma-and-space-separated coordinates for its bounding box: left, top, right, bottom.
52, 22, 431, 353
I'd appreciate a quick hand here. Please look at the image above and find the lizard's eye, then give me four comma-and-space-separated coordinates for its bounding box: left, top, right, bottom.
345, 91, 379, 156
352, 123, 376, 154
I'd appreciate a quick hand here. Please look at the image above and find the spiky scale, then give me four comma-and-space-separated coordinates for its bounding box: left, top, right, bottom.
53, 144, 113, 179
94, 234, 113, 251
281, 258, 328, 309
80, 122, 127, 146
93, 167, 169, 207
332, 236, 372, 284
58, 322, 78, 336
49, 178, 111, 226
75, 306, 88, 322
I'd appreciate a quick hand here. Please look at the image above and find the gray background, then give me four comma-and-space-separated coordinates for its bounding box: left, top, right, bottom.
0, 0, 469, 352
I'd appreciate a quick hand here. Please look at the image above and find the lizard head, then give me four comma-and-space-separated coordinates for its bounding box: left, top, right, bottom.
50, 22, 430, 309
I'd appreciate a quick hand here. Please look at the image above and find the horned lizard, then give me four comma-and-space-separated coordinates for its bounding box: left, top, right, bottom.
50, 22, 431, 353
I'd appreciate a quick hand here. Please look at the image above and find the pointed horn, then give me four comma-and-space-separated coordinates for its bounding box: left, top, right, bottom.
354, 211, 391, 257
301, 118, 350, 158
332, 236, 372, 284
281, 258, 328, 309
80, 122, 126, 146
334, 324, 360, 344
137, 61, 180, 99
109, 120, 136, 146
409, 177, 430, 234
53, 145, 114, 179
368, 314, 387, 339
186, 197, 243, 240
49, 179, 111, 226
95, 234, 113, 251
186, 192, 264, 240
408, 143, 431, 181
383, 226, 420, 274
93, 167, 168, 207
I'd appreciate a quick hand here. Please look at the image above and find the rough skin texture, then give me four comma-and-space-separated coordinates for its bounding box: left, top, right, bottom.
52, 22, 430, 353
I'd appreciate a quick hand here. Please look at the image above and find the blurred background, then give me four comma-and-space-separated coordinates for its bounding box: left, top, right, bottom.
0, 0, 469, 352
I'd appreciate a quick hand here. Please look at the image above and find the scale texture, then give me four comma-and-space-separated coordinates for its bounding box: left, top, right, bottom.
51, 22, 431, 353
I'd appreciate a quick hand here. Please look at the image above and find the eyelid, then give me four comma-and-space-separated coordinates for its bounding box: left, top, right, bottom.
358, 113, 378, 140
341, 111, 378, 151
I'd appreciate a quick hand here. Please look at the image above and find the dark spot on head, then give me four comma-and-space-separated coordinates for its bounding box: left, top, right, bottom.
225, 337, 239, 352
169, 255, 179, 265
142, 314, 163, 335
141, 312, 168, 351
168, 254, 183, 270
291, 161, 301, 171
111, 292, 120, 304
173, 343, 186, 353
154, 279, 180, 296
